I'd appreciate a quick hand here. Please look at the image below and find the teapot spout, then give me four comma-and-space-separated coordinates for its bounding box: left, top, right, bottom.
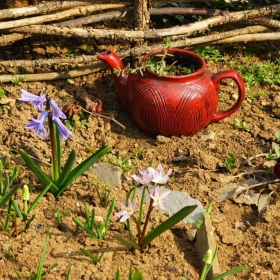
97, 51, 128, 108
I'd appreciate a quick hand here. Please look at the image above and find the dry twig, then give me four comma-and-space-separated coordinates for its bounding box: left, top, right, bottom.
8, 5, 280, 40
0, 3, 129, 30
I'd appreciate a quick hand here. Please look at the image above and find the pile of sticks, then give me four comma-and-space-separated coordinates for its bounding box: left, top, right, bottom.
0, 0, 279, 82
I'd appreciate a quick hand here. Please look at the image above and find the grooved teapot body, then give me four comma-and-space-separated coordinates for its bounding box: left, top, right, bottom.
98, 48, 245, 136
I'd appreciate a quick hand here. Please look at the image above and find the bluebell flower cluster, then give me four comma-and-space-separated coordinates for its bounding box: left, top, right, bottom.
18, 89, 73, 141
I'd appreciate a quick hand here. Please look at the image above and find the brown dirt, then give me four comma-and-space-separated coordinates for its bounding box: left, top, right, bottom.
0, 32, 280, 280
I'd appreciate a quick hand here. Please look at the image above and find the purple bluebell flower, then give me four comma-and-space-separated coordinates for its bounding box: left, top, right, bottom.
149, 186, 170, 210
53, 117, 73, 141
24, 110, 49, 136
50, 99, 67, 120
18, 89, 46, 111
115, 199, 137, 222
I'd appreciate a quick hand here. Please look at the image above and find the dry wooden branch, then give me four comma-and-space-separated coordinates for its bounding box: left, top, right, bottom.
0, 33, 31, 46
0, 3, 130, 30
0, 25, 270, 73
0, 62, 106, 83
0, 55, 100, 70
174, 25, 270, 46
251, 17, 280, 29
56, 10, 127, 27
150, 7, 228, 16
211, 32, 280, 44
152, 0, 216, 3
0, 1, 95, 20
9, 5, 280, 39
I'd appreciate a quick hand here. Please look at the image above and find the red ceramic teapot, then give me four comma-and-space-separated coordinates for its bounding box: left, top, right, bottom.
97, 48, 245, 136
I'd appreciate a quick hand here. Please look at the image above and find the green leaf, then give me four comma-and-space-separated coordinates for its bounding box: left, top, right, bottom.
141, 205, 197, 250
212, 265, 248, 280
28, 183, 52, 214
274, 130, 280, 141
66, 266, 71, 280
55, 124, 62, 177
114, 234, 140, 250
19, 149, 58, 194
6, 167, 19, 191
129, 265, 143, 280
114, 266, 121, 280
11, 199, 23, 220
132, 270, 143, 280
56, 146, 110, 197
0, 184, 21, 208
4, 199, 13, 231
73, 218, 98, 240
80, 248, 99, 264
56, 150, 76, 188
104, 197, 116, 228
36, 232, 50, 279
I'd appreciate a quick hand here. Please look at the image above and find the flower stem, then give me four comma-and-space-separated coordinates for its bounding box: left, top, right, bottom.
47, 98, 59, 183
24, 200, 28, 216
138, 196, 154, 249
200, 264, 209, 280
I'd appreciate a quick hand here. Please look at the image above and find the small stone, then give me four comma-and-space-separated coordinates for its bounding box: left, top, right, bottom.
187, 228, 197, 241
156, 135, 171, 144
90, 162, 123, 187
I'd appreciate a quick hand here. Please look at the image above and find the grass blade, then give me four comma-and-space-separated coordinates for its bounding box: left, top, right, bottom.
7, 167, 19, 190
104, 197, 116, 228
28, 183, 52, 214
36, 232, 50, 279
66, 265, 71, 280
80, 248, 99, 264
0, 184, 21, 208
114, 234, 140, 250
141, 205, 197, 249
213, 265, 248, 280
11, 199, 23, 221
19, 149, 58, 194
57, 146, 110, 197
114, 266, 121, 280
54, 124, 62, 176
55, 150, 76, 189
73, 218, 98, 240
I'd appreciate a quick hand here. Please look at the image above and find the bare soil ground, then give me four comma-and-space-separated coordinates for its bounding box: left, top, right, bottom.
0, 17, 280, 280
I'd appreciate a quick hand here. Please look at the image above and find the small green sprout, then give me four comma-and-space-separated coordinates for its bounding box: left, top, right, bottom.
11, 71, 28, 86
225, 151, 236, 172
74, 198, 115, 240
114, 265, 143, 280
0, 88, 6, 99
196, 203, 213, 229
235, 118, 250, 132
66, 49, 75, 57
194, 45, 225, 62
54, 207, 71, 231
7, 246, 16, 259
80, 247, 107, 265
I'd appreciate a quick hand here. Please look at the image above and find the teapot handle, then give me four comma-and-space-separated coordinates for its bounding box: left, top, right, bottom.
210, 70, 245, 123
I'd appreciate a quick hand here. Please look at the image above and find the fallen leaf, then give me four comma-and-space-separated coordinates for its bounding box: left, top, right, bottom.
218, 183, 249, 201
85, 96, 103, 113
258, 191, 274, 215
200, 132, 216, 141
233, 190, 260, 205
